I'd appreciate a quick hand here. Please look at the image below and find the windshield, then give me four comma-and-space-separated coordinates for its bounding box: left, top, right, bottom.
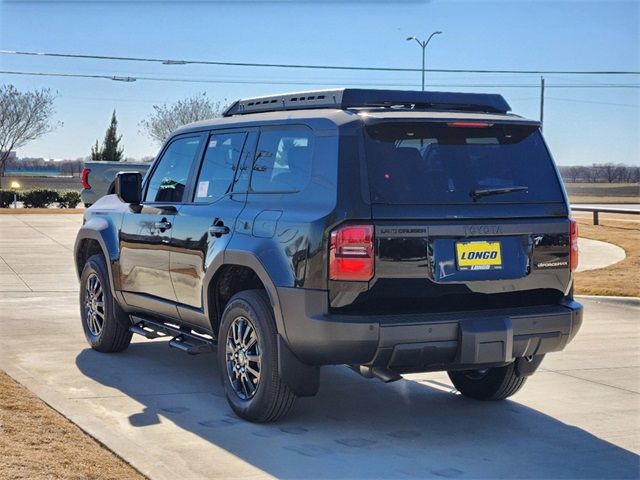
364, 121, 564, 205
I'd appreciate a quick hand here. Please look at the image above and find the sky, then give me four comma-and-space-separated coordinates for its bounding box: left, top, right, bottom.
0, 0, 638, 166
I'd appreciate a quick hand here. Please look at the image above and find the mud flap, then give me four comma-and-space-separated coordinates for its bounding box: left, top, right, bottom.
277, 335, 320, 396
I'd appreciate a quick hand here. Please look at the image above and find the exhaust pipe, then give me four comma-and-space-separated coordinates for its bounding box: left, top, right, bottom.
348, 365, 402, 383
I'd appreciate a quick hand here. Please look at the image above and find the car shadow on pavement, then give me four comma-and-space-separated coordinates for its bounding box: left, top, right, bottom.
76, 342, 639, 479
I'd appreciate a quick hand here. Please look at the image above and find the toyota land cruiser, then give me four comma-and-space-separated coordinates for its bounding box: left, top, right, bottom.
74, 89, 583, 422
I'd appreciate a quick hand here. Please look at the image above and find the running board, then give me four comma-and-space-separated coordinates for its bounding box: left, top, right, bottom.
129, 315, 215, 355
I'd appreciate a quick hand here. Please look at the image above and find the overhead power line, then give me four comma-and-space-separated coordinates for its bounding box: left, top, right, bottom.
2, 69, 640, 88
1, 49, 639, 75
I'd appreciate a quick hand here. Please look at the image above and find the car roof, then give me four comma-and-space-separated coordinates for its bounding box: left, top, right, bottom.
173, 108, 538, 137
173, 108, 360, 135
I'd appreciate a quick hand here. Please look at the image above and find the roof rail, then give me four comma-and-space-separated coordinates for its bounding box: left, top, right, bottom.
222, 88, 511, 117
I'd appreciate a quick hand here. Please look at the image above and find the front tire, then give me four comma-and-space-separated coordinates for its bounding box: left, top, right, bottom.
448, 362, 527, 400
80, 254, 132, 353
218, 290, 296, 422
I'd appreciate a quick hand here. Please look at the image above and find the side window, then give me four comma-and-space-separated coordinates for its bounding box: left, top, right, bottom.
145, 136, 201, 203
194, 131, 247, 203
251, 128, 313, 192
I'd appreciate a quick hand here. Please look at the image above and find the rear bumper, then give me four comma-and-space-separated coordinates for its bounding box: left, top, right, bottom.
277, 287, 583, 371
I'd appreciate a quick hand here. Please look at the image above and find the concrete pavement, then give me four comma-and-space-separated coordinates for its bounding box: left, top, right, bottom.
576, 238, 625, 272
0, 214, 638, 479
0, 214, 79, 292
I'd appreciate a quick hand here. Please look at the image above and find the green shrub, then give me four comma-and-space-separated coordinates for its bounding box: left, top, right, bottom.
58, 190, 82, 208
0, 190, 20, 208
21, 188, 59, 208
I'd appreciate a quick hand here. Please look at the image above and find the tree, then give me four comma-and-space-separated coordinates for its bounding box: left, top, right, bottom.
90, 140, 102, 161
139, 93, 226, 144
92, 110, 124, 162
595, 163, 618, 183
0, 85, 60, 177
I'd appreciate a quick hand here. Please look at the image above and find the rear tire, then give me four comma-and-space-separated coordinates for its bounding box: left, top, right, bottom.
448, 362, 527, 400
218, 290, 296, 422
80, 254, 132, 353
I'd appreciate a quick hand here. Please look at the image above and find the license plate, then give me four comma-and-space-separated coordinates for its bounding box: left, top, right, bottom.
456, 241, 503, 271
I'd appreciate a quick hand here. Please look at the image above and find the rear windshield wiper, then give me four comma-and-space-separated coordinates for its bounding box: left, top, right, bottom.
470, 186, 528, 201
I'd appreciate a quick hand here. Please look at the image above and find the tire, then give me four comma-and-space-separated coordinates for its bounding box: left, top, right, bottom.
79, 254, 132, 353
447, 362, 527, 400
218, 290, 296, 422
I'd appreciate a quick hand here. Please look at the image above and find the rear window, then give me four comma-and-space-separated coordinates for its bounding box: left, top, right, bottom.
364, 122, 563, 204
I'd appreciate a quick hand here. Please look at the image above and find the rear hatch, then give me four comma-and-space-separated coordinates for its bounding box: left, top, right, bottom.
331, 118, 574, 314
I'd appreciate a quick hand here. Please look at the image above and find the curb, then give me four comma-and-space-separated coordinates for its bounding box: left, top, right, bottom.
575, 295, 640, 308
0, 360, 180, 480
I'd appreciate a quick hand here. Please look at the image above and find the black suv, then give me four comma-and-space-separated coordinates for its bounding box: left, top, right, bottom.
74, 89, 583, 422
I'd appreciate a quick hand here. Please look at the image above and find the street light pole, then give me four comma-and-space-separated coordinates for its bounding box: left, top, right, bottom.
406, 31, 442, 91
421, 45, 426, 92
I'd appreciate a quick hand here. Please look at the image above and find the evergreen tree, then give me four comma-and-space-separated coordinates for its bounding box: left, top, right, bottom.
101, 110, 124, 162
90, 140, 102, 161
90, 110, 124, 162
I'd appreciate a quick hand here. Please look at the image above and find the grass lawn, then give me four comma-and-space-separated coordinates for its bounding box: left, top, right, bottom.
573, 212, 640, 297
0, 371, 144, 480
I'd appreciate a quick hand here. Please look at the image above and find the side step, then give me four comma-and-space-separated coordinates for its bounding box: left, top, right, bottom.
129, 315, 215, 355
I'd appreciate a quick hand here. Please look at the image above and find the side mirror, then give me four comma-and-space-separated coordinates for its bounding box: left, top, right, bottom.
114, 171, 142, 204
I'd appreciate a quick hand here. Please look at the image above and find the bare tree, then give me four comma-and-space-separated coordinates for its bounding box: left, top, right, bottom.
139, 93, 227, 144
595, 163, 618, 183
559, 164, 639, 184
0, 85, 61, 178
560, 166, 581, 183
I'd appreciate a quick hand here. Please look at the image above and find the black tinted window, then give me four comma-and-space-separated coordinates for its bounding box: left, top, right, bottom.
364, 122, 563, 204
251, 128, 313, 192
145, 136, 201, 203
194, 132, 246, 203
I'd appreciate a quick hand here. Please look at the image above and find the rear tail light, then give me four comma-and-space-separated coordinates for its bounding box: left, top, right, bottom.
81, 168, 91, 189
330, 224, 374, 281
570, 219, 579, 271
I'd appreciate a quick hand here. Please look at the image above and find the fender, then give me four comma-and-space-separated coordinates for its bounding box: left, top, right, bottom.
208, 249, 287, 337
205, 249, 320, 396
74, 215, 121, 295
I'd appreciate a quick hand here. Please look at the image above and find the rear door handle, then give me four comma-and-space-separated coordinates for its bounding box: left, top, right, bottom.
209, 225, 230, 237
154, 219, 172, 230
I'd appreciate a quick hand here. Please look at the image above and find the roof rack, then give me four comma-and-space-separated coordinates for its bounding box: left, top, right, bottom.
222, 88, 511, 117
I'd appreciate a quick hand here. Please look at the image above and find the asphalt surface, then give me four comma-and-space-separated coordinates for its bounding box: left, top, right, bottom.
572, 203, 640, 211
0, 214, 638, 479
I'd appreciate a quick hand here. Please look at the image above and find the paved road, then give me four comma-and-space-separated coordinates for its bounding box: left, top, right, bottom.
572, 203, 640, 211
0, 214, 638, 479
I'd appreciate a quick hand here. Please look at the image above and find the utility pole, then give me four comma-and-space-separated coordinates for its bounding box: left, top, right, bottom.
540, 76, 545, 131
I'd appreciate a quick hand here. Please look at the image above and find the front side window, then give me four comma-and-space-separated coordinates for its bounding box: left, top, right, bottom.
145, 136, 202, 203
251, 128, 313, 192
194, 132, 247, 203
